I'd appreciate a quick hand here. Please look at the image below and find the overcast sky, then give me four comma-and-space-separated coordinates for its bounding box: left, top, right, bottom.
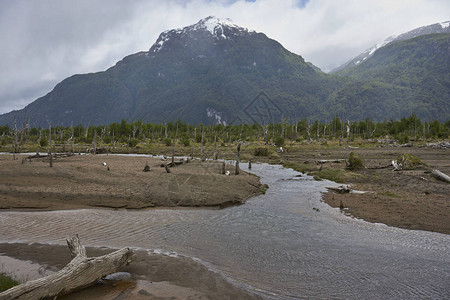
0, 0, 449, 115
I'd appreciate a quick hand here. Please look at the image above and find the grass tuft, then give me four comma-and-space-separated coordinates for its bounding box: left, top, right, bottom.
0, 273, 19, 292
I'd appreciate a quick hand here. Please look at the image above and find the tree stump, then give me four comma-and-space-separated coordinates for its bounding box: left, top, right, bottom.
221, 161, 226, 175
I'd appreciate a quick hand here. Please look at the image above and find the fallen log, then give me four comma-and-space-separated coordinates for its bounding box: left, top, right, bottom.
27, 153, 75, 160
327, 185, 351, 194
431, 170, 450, 183
317, 159, 346, 164
367, 164, 392, 170
0, 235, 135, 300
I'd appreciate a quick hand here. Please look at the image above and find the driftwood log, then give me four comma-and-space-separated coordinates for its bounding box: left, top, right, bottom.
0, 235, 135, 300
317, 159, 346, 164
27, 153, 75, 160
431, 169, 450, 183
327, 185, 351, 194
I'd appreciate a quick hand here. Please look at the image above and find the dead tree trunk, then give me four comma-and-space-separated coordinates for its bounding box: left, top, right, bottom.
171, 141, 175, 165
93, 130, 97, 155
221, 161, 226, 174
0, 235, 134, 300
12, 116, 18, 160
346, 120, 350, 158
213, 133, 218, 160
200, 130, 205, 161
48, 151, 53, 167
235, 142, 241, 175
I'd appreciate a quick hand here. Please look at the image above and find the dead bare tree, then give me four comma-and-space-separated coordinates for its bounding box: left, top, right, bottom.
112, 129, 116, 150
200, 130, 205, 161
171, 139, 175, 165
36, 128, 43, 157
307, 122, 311, 141
12, 117, 28, 160
92, 130, 97, 155
47, 120, 52, 149
68, 124, 74, 154
346, 120, 350, 158
235, 142, 241, 175
48, 150, 53, 167
213, 133, 218, 160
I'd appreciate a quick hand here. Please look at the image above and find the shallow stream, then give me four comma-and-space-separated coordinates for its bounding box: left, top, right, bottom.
0, 162, 449, 299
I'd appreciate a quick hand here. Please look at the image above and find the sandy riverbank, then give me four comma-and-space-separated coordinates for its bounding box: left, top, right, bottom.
0, 242, 262, 299
0, 154, 261, 210
272, 146, 450, 234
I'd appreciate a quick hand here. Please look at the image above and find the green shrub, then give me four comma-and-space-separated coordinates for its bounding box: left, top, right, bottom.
163, 138, 172, 146
398, 134, 409, 144
347, 152, 364, 170
0, 273, 19, 292
103, 136, 112, 144
397, 153, 426, 169
254, 147, 269, 156
437, 131, 448, 138
273, 135, 285, 147
181, 138, 190, 147
128, 139, 139, 148
260, 184, 269, 194
310, 169, 346, 183
39, 137, 48, 147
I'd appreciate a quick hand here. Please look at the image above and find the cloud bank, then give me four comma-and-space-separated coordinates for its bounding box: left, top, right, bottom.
0, 0, 449, 114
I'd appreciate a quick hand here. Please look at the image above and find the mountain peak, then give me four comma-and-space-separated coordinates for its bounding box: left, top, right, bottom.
197, 16, 237, 32
439, 21, 450, 29
333, 20, 450, 72
150, 16, 255, 53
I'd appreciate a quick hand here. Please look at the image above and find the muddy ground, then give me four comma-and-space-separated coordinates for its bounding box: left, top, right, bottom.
0, 145, 448, 299
0, 154, 261, 210
273, 145, 450, 234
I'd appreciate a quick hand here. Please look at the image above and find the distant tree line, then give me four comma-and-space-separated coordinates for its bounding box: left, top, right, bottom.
0, 114, 449, 151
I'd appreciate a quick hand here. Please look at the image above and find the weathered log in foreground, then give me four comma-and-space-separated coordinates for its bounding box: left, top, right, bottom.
0, 235, 135, 300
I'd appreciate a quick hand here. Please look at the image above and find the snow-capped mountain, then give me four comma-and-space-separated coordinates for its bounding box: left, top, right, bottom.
0, 16, 329, 127
151, 16, 255, 53
333, 20, 450, 72
1, 17, 448, 127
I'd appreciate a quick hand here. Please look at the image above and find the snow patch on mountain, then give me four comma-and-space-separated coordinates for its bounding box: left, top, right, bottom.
333, 20, 450, 72
368, 35, 398, 56
206, 107, 227, 126
150, 16, 255, 53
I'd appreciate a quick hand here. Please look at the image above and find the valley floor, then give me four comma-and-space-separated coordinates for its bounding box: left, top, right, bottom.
267, 145, 450, 235
0, 154, 261, 210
